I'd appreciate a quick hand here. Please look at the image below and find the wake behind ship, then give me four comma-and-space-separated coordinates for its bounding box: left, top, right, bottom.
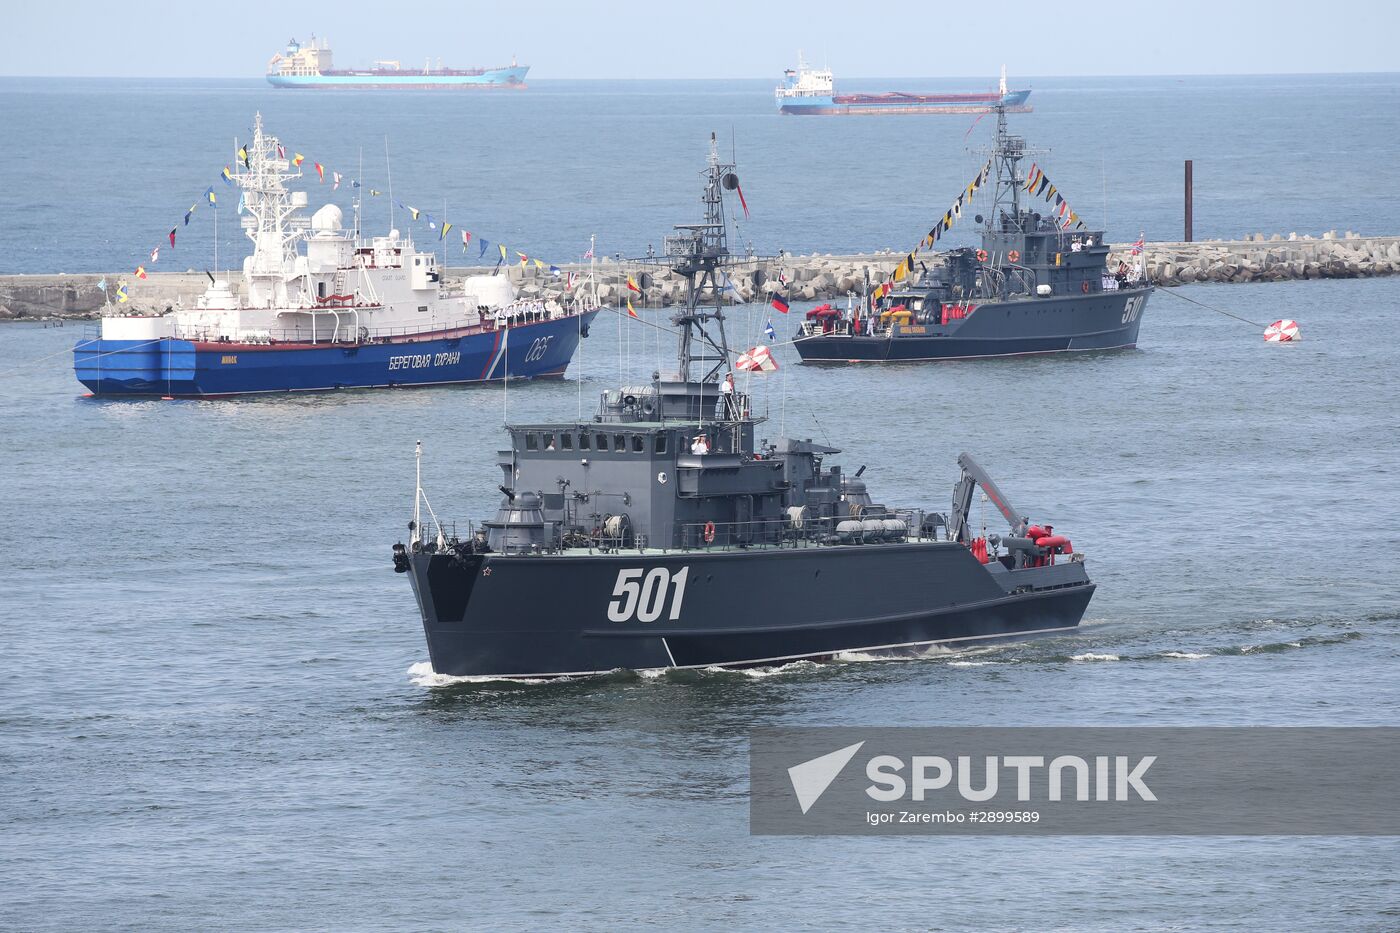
74, 115, 597, 397
267, 36, 527, 89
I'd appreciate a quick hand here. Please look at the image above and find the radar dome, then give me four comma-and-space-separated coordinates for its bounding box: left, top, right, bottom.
310, 204, 343, 232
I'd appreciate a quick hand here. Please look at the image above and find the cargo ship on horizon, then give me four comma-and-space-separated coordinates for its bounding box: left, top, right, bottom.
267, 36, 528, 89
777, 57, 1030, 115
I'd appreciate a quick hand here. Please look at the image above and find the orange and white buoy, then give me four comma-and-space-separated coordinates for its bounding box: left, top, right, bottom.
1263, 319, 1301, 342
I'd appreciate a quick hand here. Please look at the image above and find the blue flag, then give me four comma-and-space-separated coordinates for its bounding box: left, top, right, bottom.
764, 319, 775, 340
478, 239, 489, 258
96, 277, 107, 292
548, 265, 561, 276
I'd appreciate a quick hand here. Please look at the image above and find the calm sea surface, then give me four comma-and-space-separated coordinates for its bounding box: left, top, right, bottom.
2, 75, 1400, 931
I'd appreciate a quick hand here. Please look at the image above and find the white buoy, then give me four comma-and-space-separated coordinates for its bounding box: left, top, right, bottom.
1264, 319, 1301, 342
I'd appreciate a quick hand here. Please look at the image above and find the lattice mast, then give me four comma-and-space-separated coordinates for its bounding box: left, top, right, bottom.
235, 112, 310, 307
980, 103, 1045, 235
662, 133, 743, 383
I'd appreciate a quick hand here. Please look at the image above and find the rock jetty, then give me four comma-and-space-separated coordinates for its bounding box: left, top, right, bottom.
1112, 231, 1400, 287
3, 232, 1398, 321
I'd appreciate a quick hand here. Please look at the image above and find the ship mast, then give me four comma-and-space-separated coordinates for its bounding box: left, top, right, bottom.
661, 133, 738, 383
989, 103, 1024, 233
981, 97, 1046, 237
234, 112, 309, 308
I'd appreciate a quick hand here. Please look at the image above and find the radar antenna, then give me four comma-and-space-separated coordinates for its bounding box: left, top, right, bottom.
976, 98, 1046, 236
642, 133, 765, 384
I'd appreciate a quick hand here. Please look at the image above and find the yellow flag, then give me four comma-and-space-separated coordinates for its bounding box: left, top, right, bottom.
498, 244, 507, 260
627, 298, 638, 319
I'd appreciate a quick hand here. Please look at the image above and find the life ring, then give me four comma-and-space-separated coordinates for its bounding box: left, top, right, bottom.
975, 249, 988, 262
703, 521, 716, 544
1082, 280, 1090, 294
1007, 250, 1020, 263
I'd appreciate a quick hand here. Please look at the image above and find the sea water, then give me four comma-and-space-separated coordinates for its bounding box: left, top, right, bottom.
2, 75, 1399, 930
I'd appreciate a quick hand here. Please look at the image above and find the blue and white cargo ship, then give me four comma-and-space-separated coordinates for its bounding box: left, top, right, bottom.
74, 115, 597, 398
267, 36, 527, 89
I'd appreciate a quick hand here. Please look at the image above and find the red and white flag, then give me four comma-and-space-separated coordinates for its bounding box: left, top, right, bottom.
332, 172, 342, 190
735, 345, 778, 373
149, 247, 159, 263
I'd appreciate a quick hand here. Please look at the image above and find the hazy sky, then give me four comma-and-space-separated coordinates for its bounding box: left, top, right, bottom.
5, 0, 1397, 79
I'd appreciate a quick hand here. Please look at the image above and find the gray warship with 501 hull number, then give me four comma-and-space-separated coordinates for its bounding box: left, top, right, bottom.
795, 104, 1153, 362
393, 138, 1097, 678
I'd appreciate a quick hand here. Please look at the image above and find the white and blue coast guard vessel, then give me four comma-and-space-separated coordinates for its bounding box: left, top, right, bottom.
74, 115, 597, 397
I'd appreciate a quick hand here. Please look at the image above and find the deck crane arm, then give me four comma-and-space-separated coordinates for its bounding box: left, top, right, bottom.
948, 452, 1031, 545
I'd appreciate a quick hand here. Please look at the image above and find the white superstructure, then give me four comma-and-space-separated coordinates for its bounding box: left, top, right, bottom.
103, 114, 583, 346
775, 52, 834, 103
267, 37, 332, 78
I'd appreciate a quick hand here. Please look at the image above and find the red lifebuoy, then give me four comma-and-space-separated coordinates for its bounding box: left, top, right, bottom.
1082, 280, 1090, 293
703, 521, 716, 544
975, 249, 989, 262
1007, 250, 1021, 263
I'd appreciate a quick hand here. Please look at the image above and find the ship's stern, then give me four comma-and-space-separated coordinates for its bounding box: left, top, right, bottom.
73, 316, 199, 396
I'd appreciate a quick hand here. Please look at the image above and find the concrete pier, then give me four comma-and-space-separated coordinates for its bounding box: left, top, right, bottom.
3, 231, 1398, 321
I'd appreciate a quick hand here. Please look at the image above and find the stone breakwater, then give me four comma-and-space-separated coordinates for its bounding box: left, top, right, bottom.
1117, 231, 1400, 286
4, 231, 1399, 320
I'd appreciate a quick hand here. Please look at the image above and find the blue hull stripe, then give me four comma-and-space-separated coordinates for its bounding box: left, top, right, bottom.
73, 312, 596, 397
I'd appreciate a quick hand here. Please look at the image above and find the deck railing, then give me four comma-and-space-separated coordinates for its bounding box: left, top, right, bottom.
165, 303, 585, 346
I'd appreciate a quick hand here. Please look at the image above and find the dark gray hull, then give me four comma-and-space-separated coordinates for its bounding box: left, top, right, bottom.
406, 542, 1094, 678
796, 287, 1151, 362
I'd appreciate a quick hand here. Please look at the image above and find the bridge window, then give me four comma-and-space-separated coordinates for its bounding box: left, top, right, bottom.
615, 434, 627, 452
653, 433, 668, 454
543, 433, 556, 451
595, 433, 608, 451
560, 433, 573, 451
578, 432, 590, 450
632, 435, 645, 453
525, 433, 539, 451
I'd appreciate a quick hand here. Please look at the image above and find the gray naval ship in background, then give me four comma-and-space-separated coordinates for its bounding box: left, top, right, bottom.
393, 138, 1097, 678
795, 104, 1153, 362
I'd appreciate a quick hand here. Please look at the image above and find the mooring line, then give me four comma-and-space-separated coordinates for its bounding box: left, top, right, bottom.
1155, 284, 1266, 328
0, 336, 169, 380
